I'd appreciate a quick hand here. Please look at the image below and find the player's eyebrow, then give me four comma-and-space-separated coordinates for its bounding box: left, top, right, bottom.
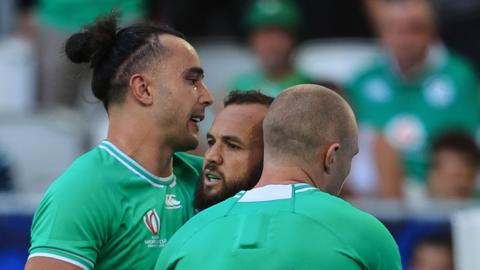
222, 135, 245, 147
183, 67, 204, 78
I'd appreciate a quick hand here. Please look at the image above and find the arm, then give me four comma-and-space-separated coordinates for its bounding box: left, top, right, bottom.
25, 257, 83, 270
372, 133, 404, 199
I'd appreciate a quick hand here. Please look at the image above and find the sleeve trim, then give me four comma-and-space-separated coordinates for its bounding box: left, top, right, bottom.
28, 253, 92, 270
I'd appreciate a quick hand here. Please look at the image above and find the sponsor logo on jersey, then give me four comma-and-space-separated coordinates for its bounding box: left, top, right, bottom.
143, 209, 160, 235
165, 194, 182, 209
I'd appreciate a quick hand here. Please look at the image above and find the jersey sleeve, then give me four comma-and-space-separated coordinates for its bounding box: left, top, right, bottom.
29, 170, 117, 270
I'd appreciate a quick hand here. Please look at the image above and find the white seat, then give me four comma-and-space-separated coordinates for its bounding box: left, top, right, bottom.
0, 110, 88, 193
295, 38, 381, 85
0, 36, 36, 113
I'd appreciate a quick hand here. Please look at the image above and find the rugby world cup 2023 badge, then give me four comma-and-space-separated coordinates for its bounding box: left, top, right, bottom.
143, 209, 167, 248
144, 209, 160, 235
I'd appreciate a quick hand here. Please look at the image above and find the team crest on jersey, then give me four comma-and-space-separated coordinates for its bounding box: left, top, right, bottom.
165, 194, 182, 209
143, 209, 160, 235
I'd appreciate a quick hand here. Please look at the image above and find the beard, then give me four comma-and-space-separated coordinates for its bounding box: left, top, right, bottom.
194, 162, 263, 212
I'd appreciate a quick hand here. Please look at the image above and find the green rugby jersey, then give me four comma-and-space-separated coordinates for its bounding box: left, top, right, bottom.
155, 183, 401, 270
29, 140, 203, 270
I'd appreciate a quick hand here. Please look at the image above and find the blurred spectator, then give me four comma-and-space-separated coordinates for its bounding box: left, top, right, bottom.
228, 0, 312, 96
347, 0, 480, 193
411, 234, 454, 270
0, 146, 12, 191
428, 131, 479, 200
34, 0, 148, 108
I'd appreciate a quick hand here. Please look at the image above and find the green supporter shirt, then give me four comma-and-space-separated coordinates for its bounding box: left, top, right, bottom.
29, 140, 203, 270
229, 69, 312, 97
36, 0, 146, 32
347, 49, 480, 182
156, 183, 401, 270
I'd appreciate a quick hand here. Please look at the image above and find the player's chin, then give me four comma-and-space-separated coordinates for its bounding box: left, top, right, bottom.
174, 133, 199, 152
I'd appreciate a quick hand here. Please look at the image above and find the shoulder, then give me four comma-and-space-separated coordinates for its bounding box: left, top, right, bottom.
296, 191, 400, 267
49, 147, 110, 193
37, 147, 121, 218
443, 52, 479, 80
296, 190, 393, 241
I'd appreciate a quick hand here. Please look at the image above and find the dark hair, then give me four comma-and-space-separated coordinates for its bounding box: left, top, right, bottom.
65, 13, 185, 110
416, 233, 452, 249
431, 131, 480, 167
224, 90, 274, 108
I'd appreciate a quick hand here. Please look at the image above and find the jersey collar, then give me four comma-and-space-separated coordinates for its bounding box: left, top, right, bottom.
99, 140, 176, 188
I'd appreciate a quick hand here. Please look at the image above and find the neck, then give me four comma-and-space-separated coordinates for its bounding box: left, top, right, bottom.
265, 62, 294, 81
107, 108, 174, 177
397, 61, 425, 78
255, 161, 319, 188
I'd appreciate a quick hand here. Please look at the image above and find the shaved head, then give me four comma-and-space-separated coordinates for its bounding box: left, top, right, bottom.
262, 84, 358, 194
264, 84, 357, 163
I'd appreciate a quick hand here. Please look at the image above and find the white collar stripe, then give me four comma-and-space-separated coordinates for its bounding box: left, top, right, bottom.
295, 187, 317, 193
238, 185, 293, 202
99, 145, 167, 189
100, 141, 175, 183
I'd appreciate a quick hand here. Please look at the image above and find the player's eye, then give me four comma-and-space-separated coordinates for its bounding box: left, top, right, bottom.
189, 78, 198, 86
226, 142, 240, 150
207, 138, 215, 147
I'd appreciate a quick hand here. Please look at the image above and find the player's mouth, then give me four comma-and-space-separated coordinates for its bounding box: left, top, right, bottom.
189, 113, 205, 132
203, 170, 223, 187
190, 114, 204, 124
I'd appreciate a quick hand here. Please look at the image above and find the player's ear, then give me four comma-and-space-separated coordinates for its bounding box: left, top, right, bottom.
129, 73, 153, 106
323, 143, 340, 174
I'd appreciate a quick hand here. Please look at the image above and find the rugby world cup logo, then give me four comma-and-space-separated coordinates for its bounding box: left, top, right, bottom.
143, 209, 160, 235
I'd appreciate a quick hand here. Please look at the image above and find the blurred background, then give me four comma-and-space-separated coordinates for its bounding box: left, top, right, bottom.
1, 0, 480, 269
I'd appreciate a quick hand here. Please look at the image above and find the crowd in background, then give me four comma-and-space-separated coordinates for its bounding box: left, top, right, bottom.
1, 0, 480, 269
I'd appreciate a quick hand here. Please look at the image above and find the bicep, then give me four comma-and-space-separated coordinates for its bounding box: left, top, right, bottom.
25, 256, 85, 270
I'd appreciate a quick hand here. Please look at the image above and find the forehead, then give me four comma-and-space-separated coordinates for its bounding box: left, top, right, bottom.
381, 3, 432, 28
158, 35, 201, 67
210, 104, 268, 140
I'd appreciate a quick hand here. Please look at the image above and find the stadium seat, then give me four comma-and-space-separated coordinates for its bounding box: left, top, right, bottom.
295, 38, 381, 84
0, 110, 88, 193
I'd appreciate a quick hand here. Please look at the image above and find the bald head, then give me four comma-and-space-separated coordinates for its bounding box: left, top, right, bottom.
263, 84, 357, 166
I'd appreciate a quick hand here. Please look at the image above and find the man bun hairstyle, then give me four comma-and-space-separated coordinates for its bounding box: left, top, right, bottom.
65, 14, 118, 65
65, 13, 185, 110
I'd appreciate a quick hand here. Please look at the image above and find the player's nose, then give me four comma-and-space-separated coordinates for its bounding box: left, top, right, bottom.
205, 143, 223, 165
198, 81, 213, 107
